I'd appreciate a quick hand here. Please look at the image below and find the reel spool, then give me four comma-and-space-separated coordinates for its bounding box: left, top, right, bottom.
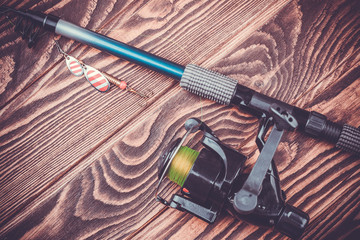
166, 146, 199, 187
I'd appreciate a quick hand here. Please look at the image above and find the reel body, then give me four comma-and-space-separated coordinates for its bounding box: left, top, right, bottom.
156, 118, 309, 239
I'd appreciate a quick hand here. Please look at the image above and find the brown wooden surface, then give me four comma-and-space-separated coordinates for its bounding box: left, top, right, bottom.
0, 0, 359, 239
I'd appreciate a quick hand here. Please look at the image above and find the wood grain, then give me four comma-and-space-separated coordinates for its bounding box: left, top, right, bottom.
1, 92, 258, 239
0, 0, 287, 233
0, 0, 359, 239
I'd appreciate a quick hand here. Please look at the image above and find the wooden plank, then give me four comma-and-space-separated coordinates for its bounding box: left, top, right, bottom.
326, 210, 360, 240
0, 0, 287, 231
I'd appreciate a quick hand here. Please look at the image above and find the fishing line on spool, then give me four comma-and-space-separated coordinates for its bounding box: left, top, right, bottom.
166, 146, 199, 187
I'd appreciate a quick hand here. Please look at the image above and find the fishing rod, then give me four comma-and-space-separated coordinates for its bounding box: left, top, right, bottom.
1, 6, 359, 239
1, 6, 358, 155
0, 5, 357, 154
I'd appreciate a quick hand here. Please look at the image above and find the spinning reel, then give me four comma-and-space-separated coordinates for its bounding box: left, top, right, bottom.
156, 107, 309, 239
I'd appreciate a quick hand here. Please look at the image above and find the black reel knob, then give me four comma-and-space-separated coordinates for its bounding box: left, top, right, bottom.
277, 204, 309, 239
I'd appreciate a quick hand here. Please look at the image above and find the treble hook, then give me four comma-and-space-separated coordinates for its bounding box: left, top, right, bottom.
126, 87, 153, 99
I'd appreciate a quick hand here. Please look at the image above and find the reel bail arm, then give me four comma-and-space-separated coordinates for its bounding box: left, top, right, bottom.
233, 105, 298, 214
229, 106, 308, 239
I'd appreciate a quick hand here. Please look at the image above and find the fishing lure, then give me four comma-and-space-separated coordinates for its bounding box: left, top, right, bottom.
55, 40, 152, 99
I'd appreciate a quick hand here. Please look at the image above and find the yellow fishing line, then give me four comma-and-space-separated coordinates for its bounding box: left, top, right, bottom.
167, 146, 199, 187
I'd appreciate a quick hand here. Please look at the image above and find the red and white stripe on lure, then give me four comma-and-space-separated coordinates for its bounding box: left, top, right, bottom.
65, 55, 84, 77
83, 65, 110, 92
65, 55, 110, 92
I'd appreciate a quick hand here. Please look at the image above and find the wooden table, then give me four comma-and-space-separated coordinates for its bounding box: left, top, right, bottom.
0, 0, 359, 239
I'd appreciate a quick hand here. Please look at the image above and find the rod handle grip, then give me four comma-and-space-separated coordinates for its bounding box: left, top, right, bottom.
180, 64, 238, 105
336, 124, 360, 155
306, 112, 360, 155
